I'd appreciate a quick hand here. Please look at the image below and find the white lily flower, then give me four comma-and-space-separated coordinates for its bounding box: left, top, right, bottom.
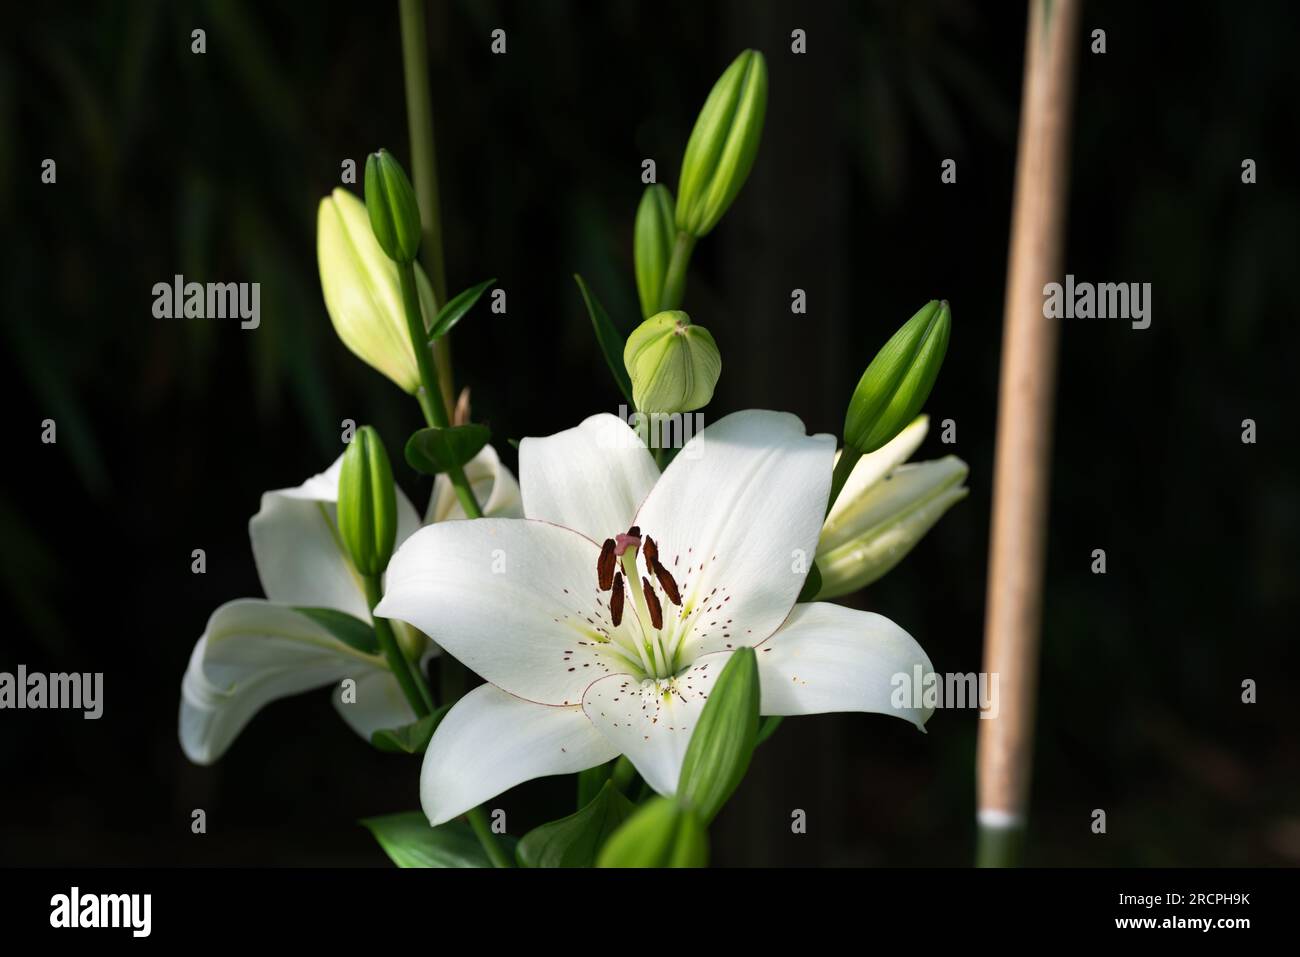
376, 410, 935, 825
179, 445, 521, 765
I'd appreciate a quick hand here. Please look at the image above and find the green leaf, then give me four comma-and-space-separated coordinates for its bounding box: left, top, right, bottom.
796, 560, 822, 603
290, 607, 378, 655
595, 796, 709, 868
370, 705, 450, 754
574, 274, 634, 405
362, 814, 500, 868
405, 424, 491, 476
576, 760, 615, 808
516, 781, 635, 868
507, 437, 520, 450
755, 715, 783, 747
427, 278, 496, 342
676, 647, 761, 823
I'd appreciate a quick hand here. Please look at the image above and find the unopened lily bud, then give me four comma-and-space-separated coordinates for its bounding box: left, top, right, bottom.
596, 796, 709, 868
364, 150, 422, 265
337, 425, 399, 577
844, 300, 951, 454
677, 648, 760, 823
675, 49, 767, 238
624, 310, 721, 413
634, 184, 675, 319
317, 188, 438, 392
815, 451, 969, 599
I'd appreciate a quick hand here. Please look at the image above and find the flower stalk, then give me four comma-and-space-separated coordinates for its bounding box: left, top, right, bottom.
398, 0, 455, 412
466, 806, 513, 868
363, 575, 435, 717
397, 261, 483, 520
658, 231, 696, 312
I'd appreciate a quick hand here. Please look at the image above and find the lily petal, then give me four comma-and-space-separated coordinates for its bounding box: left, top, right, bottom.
421, 683, 617, 826
332, 665, 424, 741
520, 413, 659, 541
250, 453, 420, 617
179, 599, 392, 764
756, 602, 934, 730
378, 518, 634, 705
427, 443, 522, 523
633, 410, 835, 660
582, 652, 730, 796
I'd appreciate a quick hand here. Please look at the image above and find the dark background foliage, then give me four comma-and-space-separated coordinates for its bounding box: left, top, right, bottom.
1, 0, 1296, 866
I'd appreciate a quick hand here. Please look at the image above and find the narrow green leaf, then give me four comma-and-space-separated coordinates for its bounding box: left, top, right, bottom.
574, 274, 634, 405
516, 781, 635, 868
676, 647, 761, 823
370, 705, 450, 754
428, 278, 496, 341
291, 607, 378, 655
405, 424, 491, 476
362, 812, 516, 868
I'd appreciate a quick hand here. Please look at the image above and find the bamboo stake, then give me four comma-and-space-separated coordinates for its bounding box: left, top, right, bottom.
976, 0, 1082, 867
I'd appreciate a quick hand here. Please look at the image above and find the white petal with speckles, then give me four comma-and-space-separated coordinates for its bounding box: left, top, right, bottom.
756, 602, 934, 729
421, 683, 618, 825
582, 652, 731, 796
520, 413, 659, 541
632, 410, 835, 662
377, 518, 637, 705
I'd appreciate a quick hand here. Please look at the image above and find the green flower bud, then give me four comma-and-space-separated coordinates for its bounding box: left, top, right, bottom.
676, 49, 768, 238
364, 150, 422, 265
844, 300, 951, 454
317, 188, 438, 393
634, 184, 675, 319
624, 310, 721, 413
677, 647, 760, 824
337, 425, 398, 577
596, 796, 709, 868
815, 425, 969, 598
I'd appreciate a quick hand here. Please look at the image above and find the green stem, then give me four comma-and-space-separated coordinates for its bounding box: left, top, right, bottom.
398, 0, 455, 413
658, 231, 697, 312
363, 576, 434, 716
976, 820, 1025, 868
397, 263, 484, 519
826, 446, 863, 518
466, 805, 513, 868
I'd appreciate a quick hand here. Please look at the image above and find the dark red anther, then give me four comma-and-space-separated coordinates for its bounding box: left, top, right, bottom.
642, 535, 659, 567
610, 572, 625, 626
653, 560, 682, 606
627, 526, 641, 538
597, 538, 616, 591
642, 576, 663, 629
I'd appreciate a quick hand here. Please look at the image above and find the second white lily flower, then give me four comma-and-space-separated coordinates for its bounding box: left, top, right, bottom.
179, 444, 521, 765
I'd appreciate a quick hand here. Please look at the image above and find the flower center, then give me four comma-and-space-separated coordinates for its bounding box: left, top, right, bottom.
594, 526, 693, 680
